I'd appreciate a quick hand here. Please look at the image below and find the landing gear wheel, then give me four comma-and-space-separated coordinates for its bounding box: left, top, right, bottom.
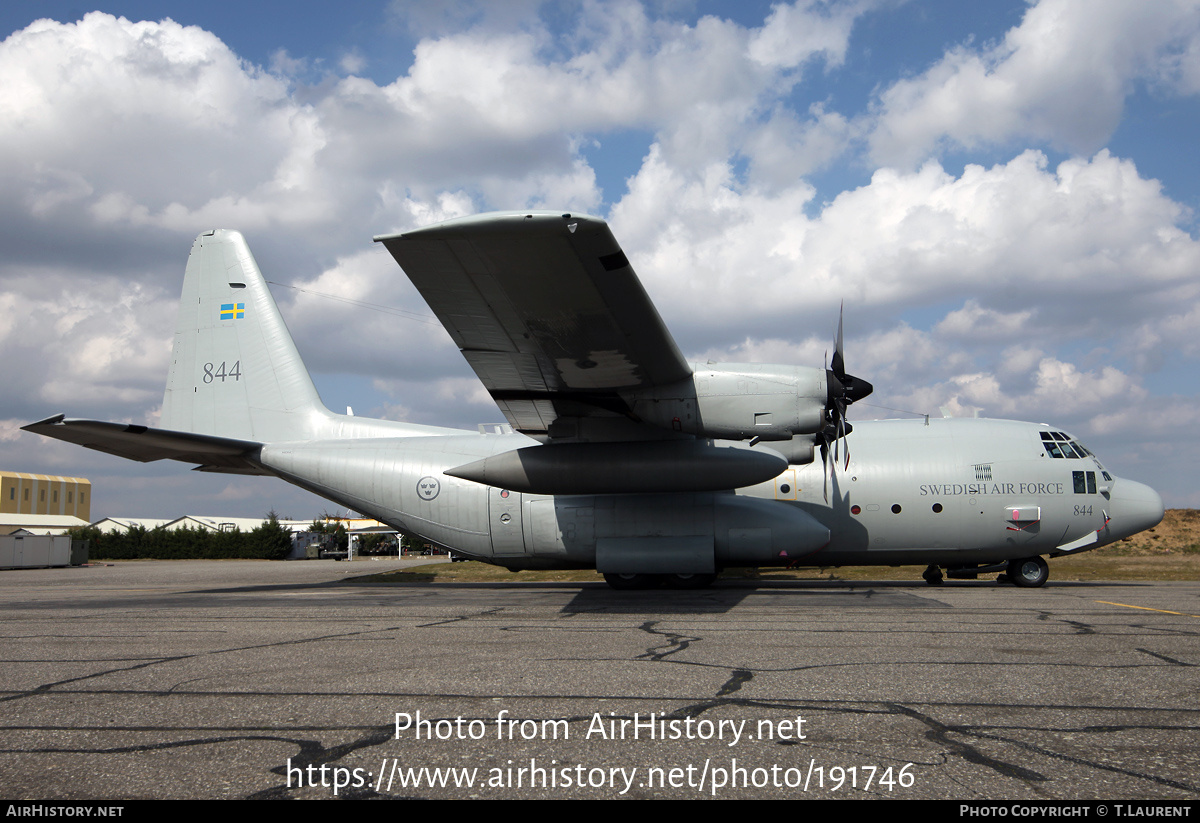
663, 573, 717, 589
922, 564, 944, 585
603, 573, 665, 590
1007, 556, 1048, 588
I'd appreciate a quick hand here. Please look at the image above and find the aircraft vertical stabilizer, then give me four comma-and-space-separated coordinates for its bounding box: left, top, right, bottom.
160, 230, 326, 442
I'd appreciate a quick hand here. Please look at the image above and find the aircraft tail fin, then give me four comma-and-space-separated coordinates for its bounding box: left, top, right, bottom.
160, 230, 327, 442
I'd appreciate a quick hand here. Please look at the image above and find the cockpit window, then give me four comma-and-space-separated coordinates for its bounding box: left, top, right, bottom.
1040, 430, 1091, 459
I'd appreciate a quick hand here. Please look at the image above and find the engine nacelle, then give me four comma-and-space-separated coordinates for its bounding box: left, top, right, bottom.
624, 363, 827, 443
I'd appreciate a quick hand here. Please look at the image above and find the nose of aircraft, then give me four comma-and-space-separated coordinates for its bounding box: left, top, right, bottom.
1107, 478, 1165, 540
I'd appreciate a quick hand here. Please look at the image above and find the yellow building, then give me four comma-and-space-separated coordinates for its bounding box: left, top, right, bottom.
0, 472, 91, 521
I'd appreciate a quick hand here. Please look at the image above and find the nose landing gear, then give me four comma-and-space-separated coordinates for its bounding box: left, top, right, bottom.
1006, 556, 1049, 588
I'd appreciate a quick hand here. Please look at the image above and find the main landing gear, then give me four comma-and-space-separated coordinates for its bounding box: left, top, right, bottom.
922, 564, 943, 585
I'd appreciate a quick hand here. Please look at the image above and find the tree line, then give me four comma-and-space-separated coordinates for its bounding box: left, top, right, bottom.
70, 517, 293, 560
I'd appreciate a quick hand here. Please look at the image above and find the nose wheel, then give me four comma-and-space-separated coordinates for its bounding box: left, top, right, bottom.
922, 564, 943, 585
1007, 556, 1049, 588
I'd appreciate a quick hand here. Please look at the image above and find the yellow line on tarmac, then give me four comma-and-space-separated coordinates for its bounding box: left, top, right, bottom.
1095, 600, 1198, 618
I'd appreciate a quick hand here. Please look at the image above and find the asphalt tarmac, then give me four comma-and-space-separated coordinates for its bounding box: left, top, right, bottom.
1, 559, 1196, 800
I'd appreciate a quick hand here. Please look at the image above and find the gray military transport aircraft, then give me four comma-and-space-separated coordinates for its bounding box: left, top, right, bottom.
24, 212, 1164, 589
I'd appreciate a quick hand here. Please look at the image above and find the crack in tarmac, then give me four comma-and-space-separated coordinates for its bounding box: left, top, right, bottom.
634, 620, 700, 661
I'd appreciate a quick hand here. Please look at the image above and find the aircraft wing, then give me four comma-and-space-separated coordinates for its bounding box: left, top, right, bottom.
21, 415, 269, 475
375, 211, 692, 438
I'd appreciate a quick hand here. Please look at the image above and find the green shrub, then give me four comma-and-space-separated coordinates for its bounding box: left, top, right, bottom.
70, 517, 292, 560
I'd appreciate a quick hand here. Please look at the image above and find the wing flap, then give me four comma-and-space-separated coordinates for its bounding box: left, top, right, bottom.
461, 350, 554, 393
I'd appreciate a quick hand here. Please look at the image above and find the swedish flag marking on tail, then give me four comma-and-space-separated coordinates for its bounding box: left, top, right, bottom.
220, 303, 245, 320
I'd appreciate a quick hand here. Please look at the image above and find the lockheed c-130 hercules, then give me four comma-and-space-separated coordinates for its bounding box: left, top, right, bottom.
24, 212, 1164, 589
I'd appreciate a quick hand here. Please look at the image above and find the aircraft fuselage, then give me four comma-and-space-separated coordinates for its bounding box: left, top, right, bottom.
257, 416, 1163, 574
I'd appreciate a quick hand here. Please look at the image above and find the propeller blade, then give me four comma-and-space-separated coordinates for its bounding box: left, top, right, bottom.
831, 302, 845, 380
819, 437, 830, 503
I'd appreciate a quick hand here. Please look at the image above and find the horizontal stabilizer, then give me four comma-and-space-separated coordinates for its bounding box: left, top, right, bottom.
21, 414, 268, 475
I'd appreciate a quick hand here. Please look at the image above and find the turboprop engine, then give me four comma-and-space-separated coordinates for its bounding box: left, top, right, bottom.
625, 363, 826, 440
624, 308, 874, 470
624, 362, 871, 466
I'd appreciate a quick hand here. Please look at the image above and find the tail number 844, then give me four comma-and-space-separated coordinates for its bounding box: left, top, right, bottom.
203, 361, 242, 383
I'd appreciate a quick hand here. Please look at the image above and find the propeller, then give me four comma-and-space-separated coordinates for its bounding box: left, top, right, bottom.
819, 303, 873, 501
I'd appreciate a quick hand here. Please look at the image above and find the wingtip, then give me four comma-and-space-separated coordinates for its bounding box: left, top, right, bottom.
22, 413, 66, 431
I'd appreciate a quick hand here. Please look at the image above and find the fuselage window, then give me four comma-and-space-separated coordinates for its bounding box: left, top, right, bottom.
1087, 471, 1097, 494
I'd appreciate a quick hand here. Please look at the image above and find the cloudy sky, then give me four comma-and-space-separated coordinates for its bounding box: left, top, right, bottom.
2, 0, 1198, 520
